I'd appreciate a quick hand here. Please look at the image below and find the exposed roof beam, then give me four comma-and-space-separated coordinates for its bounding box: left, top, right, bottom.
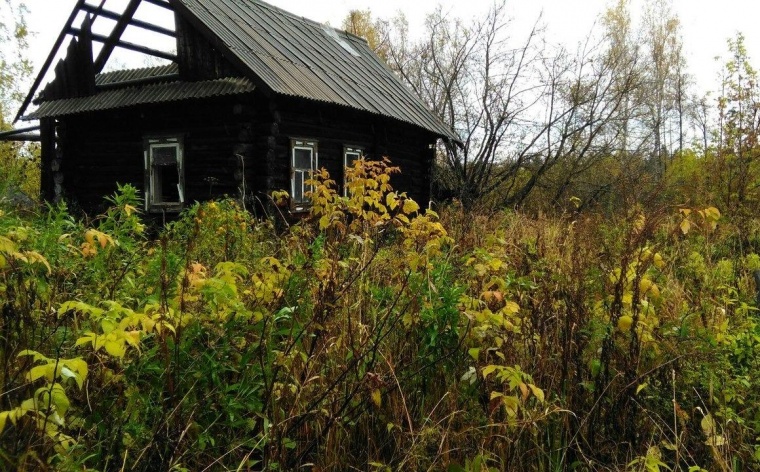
81, 3, 176, 38
0, 125, 42, 142
143, 0, 174, 11
93, 0, 142, 72
0, 134, 41, 142
13, 0, 88, 123
71, 27, 177, 62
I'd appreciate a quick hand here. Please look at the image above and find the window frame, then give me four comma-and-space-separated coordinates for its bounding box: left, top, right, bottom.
144, 135, 185, 213
343, 145, 364, 197
290, 138, 318, 212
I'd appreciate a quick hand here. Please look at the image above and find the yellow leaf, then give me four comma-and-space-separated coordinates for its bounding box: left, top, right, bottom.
489, 391, 504, 400
519, 382, 529, 401
680, 218, 691, 235
24, 251, 52, 275
653, 253, 665, 269
636, 383, 648, 395
402, 199, 420, 214
503, 301, 520, 315
529, 384, 545, 403
27, 364, 54, 383
618, 315, 633, 332
63, 358, 87, 389
386, 192, 399, 210
75, 333, 97, 348
104, 339, 127, 358
482, 365, 498, 379
502, 395, 520, 417
701, 413, 716, 436
124, 331, 141, 349
319, 215, 330, 230
704, 206, 721, 221
371, 389, 382, 408
17, 350, 50, 363
0, 411, 7, 432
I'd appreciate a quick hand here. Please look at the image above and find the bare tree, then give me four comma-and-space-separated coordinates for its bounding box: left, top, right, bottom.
386, 1, 647, 208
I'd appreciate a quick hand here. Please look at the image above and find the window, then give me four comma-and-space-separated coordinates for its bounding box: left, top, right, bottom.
144, 136, 184, 212
343, 146, 363, 196
291, 139, 318, 212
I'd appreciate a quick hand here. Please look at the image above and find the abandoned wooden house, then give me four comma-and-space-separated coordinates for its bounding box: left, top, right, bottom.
6, 0, 458, 216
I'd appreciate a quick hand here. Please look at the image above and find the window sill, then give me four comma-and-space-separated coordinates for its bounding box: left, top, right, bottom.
290, 203, 311, 213
148, 203, 183, 214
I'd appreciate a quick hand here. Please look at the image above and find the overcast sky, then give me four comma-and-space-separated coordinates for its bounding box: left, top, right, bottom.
19, 0, 760, 97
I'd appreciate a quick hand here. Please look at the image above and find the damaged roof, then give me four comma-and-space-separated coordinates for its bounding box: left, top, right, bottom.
171, 0, 458, 141
24, 0, 458, 142
28, 75, 255, 119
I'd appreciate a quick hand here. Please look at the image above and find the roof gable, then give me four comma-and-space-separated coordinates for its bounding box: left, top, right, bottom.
172, 0, 458, 141
19, 0, 458, 142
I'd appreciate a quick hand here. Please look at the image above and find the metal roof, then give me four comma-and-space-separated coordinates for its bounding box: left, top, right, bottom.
173, 0, 459, 142
26, 77, 255, 119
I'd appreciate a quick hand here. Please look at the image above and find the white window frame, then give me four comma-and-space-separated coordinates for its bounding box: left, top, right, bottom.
144, 135, 185, 213
343, 146, 363, 197
290, 138, 318, 212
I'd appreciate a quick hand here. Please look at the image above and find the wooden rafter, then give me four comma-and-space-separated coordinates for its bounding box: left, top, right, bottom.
80, 3, 176, 38
93, 0, 143, 72
16, 0, 179, 122
70, 27, 178, 62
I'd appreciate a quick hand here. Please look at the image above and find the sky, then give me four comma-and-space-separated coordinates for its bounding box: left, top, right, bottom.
16, 0, 760, 98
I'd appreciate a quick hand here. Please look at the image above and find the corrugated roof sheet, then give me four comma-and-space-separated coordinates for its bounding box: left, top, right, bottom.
95, 64, 180, 86
26, 77, 255, 119
175, 0, 459, 142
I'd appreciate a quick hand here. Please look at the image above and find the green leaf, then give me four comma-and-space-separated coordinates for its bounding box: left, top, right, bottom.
468, 348, 480, 360
50, 384, 70, 418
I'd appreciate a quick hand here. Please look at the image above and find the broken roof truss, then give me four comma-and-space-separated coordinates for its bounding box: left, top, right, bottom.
16, 0, 178, 123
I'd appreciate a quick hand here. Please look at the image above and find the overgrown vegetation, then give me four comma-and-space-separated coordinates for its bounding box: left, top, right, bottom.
2, 0, 760, 469
1, 158, 760, 471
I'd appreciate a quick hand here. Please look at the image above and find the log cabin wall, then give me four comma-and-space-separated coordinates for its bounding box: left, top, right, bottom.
175, 14, 239, 81
273, 96, 438, 206
56, 91, 269, 215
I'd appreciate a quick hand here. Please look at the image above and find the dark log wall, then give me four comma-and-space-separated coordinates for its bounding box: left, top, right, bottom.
56, 92, 269, 215
49, 92, 437, 216
175, 15, 239, 81
273, 96, 438, 206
